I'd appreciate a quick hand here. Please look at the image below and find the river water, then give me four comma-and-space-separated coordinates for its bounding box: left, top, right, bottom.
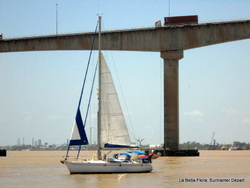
0, 150, 249, 187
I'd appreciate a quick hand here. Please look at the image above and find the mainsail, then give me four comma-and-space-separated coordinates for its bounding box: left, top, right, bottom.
99, 53, 132, 147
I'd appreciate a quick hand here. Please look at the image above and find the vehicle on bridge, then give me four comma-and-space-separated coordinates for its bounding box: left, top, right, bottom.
164, 15, 198, 26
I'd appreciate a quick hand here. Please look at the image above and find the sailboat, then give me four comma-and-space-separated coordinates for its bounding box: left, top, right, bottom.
61, 16, 153, 174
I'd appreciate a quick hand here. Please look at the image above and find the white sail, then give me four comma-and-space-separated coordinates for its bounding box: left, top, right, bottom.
68, 108, 88, 146
70, 121, 80, 140
99, 53, 131, 146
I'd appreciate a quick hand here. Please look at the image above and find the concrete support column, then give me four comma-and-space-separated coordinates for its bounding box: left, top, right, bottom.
161, 50, 183, 150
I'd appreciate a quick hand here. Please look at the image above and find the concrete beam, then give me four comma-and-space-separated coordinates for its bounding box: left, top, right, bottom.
0, 20, 250, 53
161, 50, 183, 60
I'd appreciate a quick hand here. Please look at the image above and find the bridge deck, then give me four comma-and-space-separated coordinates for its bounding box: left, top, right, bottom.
1, 19, 250, 53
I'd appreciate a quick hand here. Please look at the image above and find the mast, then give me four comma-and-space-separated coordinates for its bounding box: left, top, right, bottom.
97, 15, 102, 160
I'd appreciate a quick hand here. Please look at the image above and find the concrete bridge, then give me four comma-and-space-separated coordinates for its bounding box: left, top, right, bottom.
1, 19, 250, 154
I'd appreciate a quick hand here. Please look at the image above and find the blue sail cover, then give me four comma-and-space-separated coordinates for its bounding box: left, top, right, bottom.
104, 143, 139, 149
69, 108, 89, 146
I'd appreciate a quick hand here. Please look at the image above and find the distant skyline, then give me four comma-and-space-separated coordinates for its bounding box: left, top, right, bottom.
15, 137, 50, 146
1, 0, 250, 146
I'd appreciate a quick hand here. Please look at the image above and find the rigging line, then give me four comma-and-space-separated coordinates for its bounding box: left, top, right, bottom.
65, 22, 98, 158
75, 39, 98, 158
83, 62, 98, 126
76, 62, 98, 159
76, 145, 82, 159
77, 22, 98, 109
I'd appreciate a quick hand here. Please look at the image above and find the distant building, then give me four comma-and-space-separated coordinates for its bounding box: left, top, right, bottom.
38, 139, 42, 146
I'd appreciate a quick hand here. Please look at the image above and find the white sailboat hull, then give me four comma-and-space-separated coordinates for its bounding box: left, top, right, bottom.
65, 160, 152, 174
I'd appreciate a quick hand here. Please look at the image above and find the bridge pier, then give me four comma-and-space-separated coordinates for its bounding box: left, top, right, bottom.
161, 51, 199, 156
161, 50, 183, 151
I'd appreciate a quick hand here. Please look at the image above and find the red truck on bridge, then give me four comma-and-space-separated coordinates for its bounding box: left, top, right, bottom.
164, 15, 198, 26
